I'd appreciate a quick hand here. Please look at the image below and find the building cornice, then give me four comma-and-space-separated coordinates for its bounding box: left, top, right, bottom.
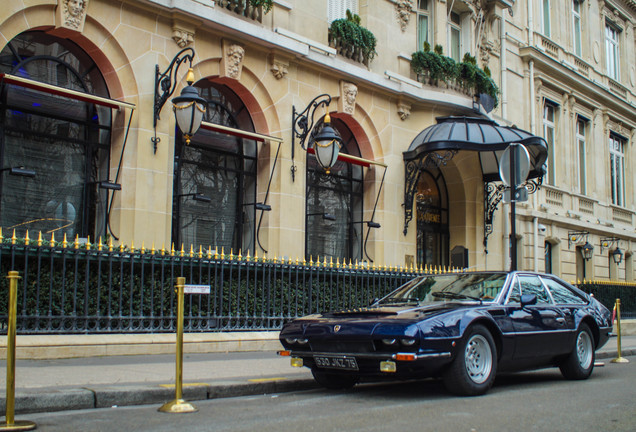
137, 0, 476, 113
519, 46, 636, 125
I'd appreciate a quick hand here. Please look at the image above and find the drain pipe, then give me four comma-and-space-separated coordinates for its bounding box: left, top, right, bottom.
529, 58, 539, 271
501, 7, 507, 118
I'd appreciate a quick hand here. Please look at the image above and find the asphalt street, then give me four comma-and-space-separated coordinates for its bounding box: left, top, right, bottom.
20, 359, 636, 432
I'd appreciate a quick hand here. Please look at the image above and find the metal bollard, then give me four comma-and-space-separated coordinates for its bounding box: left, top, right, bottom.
0, 271, 36, 431
158, 277, 198, 413
611, 299, 629, 364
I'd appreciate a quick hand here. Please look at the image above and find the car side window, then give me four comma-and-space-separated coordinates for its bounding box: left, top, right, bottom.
542, 278, 587, 304
518, 275, 552, 304
506, 279, 522, 303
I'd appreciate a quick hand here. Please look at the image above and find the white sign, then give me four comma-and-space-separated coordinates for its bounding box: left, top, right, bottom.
184, 285, 211, 295
499, 143, 530, 187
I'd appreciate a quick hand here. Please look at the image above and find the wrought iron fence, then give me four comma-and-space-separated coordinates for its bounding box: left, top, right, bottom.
0, 236, 418, 334
1, 233, 634, 334
578, 282, 636, 319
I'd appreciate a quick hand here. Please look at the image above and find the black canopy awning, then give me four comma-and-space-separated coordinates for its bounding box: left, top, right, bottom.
402, 116, 548, 239
404, 116, 548, 182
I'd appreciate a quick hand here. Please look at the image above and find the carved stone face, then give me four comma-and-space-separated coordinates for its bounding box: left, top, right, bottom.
67, 0, 85, 18
344, 84, 357, 105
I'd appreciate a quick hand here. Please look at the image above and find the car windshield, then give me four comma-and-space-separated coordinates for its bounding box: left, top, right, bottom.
378, 273, 509, 305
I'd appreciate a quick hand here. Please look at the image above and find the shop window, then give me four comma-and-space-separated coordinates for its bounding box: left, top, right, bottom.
172, 82, 258, 253
305, 118, 363, 262
0, 31, 111, 239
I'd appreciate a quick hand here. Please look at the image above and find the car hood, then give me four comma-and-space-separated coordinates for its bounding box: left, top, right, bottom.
286, 302, 473, 338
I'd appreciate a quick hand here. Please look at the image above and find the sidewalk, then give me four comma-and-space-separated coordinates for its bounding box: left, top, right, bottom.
1, 336, 635, 415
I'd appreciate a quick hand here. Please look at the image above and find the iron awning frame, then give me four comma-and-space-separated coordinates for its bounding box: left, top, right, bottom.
403, 116, 548, 250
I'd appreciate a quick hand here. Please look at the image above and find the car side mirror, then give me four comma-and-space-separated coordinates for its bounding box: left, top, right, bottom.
369, 298, 379, 306
520, 294, 537, 307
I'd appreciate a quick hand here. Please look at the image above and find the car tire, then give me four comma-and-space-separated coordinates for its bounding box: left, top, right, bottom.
443, 324, 497, 396
559, 323, 595, 380
311, 368, 359, 390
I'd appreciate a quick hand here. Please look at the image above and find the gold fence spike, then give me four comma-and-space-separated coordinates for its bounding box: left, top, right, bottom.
238, 249, 242, 261
0, 227, 3, 242
161, 244, 166, 256
221, 247, 225, 260
109, 237, 114, 252
329, 256, 333, 268
180, 244, 185, 257
37, 231, 42, 247
62, 233, 68, 248
12, 229, 17, 245
189, 244, 194, 257
207, 246, 212, 259
86, 236, 91, 250
50, 232, 55, 247
199, 245, 203, 259
130, 240, 135, 253
151, 242, 156, 255
99, 237, 104, 252
171, 243, 175, 256
336, 257, 340, 268
25, 230, 30, 246
254, 249, 258, 262
141, 241, 145, 254
120, 243, 125, 253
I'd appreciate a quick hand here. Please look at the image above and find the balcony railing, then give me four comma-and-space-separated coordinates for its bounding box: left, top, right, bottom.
217, 0, 263, 23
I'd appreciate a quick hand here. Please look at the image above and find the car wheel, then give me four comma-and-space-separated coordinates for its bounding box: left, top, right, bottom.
559, 323, 595, 380
443, 324, 497, 396
311, 368, 359, 390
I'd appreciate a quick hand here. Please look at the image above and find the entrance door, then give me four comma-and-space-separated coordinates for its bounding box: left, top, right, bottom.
416, 169, 449, 268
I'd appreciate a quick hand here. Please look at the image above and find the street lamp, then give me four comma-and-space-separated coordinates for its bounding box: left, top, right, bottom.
153, 48, 208, 153
581, 241, 594, 262
612, 247, 623, 265
291, 94, 344, 180
600, 237, 623, 265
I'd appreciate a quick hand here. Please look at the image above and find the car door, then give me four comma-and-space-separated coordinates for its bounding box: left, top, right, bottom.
507, 274, 572, 359
540, 276, 587, 348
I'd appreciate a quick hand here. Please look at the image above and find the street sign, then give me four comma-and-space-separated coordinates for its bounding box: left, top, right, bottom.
502, 186, 529, 203
499, 143, 530, 187
184, 285, 211, 295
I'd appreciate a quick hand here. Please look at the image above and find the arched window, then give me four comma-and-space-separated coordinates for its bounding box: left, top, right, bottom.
0, 31, 111, 239
305, 118, 363, 261
172, 81, 258, 253
416, 168, 448, 267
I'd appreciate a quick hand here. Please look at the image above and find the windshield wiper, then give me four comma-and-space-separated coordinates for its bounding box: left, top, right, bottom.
432, 292, 482, 303
379, 298, 420, 305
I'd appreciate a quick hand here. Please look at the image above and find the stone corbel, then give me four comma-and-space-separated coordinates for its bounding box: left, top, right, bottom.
394, 0, 414, 32
55, 0, 89, 35
269, 53, 289, 80
172, 20, 195, 48
397, 98, 411, 121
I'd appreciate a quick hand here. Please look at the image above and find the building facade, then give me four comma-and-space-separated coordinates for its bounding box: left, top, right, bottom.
1, 0, 635, 281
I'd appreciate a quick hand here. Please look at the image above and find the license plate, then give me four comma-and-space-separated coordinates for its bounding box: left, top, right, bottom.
314, 355, 359, 371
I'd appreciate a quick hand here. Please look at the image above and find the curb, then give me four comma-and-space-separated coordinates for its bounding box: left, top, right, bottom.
0, 378, 319, 415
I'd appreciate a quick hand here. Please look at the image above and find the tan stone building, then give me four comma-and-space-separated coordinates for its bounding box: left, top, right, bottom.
1, 0, 634, 281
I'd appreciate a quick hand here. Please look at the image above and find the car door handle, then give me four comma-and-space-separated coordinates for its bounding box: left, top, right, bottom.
555, 317, 566, 325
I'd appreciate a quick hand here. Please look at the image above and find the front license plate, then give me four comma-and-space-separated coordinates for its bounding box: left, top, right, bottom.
314, 355, 359, 371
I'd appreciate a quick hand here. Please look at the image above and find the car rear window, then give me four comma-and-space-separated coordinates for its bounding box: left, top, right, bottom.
542, 277, 587, 304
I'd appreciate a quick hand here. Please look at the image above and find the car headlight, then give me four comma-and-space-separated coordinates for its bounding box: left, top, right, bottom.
297, 338, 309, 345
401, 338, 416, 346
284, 338, 298, 345
382, 338, 397, 345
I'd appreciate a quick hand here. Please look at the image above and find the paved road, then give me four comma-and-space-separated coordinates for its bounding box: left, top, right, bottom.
21, 360, 636, 432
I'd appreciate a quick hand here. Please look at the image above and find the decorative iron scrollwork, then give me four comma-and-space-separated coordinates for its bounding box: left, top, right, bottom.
483, 176, 543, 251
403, 150, 457, 235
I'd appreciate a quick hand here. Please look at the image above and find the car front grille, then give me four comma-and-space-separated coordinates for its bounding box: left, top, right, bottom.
310, 339, 374, 353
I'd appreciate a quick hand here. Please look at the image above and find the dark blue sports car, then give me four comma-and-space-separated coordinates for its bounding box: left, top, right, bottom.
278, 271, 612, 396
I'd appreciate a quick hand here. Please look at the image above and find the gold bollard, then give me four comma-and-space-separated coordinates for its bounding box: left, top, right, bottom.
611, 299, 629, 364
158, 277, 198, 413
1, 271, 36, 431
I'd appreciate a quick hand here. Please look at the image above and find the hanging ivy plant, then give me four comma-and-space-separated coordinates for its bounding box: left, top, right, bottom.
328, 10, 377, 65
411, 47, 498, 107
249, 0, 273, 14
